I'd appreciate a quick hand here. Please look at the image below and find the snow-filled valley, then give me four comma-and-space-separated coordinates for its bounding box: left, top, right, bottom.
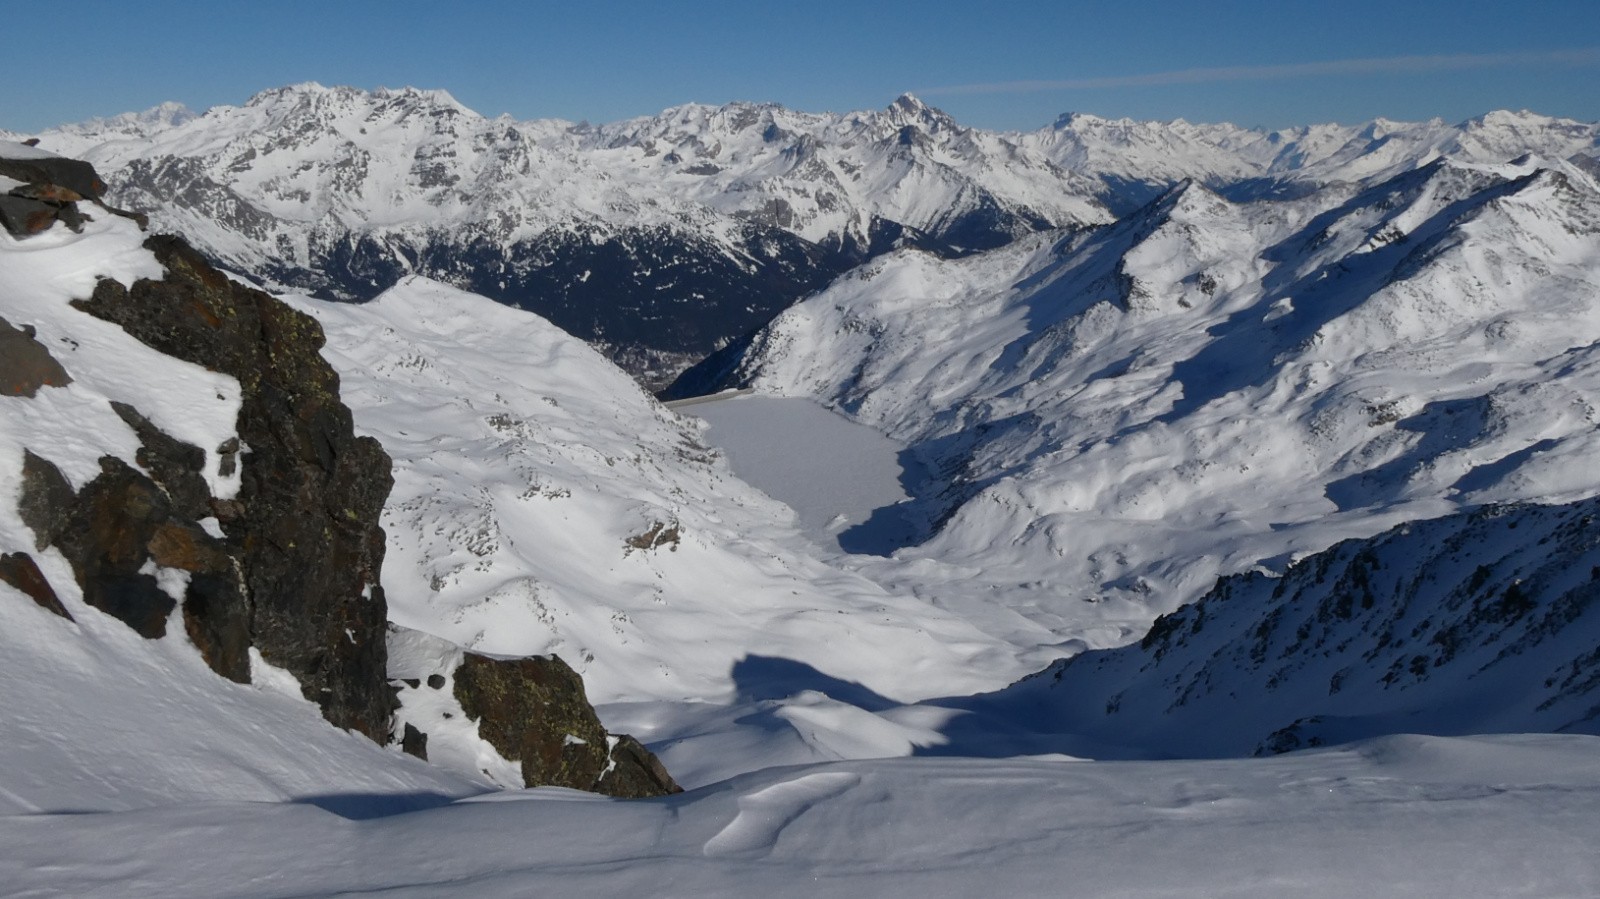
4, 91, 1600, 897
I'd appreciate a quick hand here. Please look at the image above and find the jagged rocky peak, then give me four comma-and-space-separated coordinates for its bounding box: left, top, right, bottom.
371, 84, 470, 110
884, 92, 955, 130
233, 82, 480, 148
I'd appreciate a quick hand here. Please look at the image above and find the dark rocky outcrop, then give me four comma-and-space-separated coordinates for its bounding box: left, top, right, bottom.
25, 453, 184, 639
598, 734, 681, 798
0, 193, 71, 236
400, 722, 428, 761
66, 234, 395, 740
0, 153, 106, 203
0, 149, 150, 236
452, 652, 680, 798
0, 316, 72, 396
21, 442, 251, 676
0, 552, 72, 620
17, 450, 75, 549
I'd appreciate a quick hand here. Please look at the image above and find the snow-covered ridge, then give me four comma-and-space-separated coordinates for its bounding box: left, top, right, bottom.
23, 86, 1597, 387
994, 496, 1600, 757
34, 85, 1111, 249
31, 86, 1600, 241
729, 152, 1600, 663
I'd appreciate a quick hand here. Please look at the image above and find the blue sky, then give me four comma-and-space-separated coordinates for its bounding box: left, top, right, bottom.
7, 1, 1598, 132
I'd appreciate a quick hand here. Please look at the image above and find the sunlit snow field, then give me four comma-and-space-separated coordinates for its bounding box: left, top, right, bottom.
6, 736, 1600, 897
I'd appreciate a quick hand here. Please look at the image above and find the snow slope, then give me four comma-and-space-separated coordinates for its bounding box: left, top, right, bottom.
731, 154, 1600, 666
289, 278, 1021, 712
5, 735, 1599, 897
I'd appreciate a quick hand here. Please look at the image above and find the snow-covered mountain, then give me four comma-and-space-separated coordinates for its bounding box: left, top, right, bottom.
946, 496, 1600, 759
9, 130, 1600, 895
23, 86, 1597, 385
1027, 108, 1600, 206
719, 153, 1600, 667
23, 85, 1112, 384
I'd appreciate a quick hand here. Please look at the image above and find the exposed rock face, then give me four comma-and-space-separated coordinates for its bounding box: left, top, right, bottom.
399, 722, 428, 761
0, 316, 72, 396
599, 734, 682, 799
452, 652, 680, 798
65, 234, 396, 739
0, 552, 71, 620
0, 146, 146, 236
25, 453, 187, 639
0, 153, 106, 202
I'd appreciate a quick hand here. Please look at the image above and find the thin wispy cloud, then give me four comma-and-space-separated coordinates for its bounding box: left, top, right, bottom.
920, 48, 1600, 97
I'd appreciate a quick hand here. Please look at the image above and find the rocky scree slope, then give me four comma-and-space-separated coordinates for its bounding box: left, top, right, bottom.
0, 143, 675, 798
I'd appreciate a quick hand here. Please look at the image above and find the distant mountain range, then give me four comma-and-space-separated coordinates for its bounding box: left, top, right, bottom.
710, 152, 1600, 667
15, 85, 1598, 385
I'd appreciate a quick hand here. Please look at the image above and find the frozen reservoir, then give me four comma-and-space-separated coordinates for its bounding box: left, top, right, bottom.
681, 394, 918, 555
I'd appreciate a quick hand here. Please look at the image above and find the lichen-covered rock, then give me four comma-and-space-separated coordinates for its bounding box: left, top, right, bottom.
0, 193, 69, 236
17, 450, 74, 550
452, 652, 680, 797
29, 454, 181, 639
20, 430, 253, 680
67, 234, 396, 740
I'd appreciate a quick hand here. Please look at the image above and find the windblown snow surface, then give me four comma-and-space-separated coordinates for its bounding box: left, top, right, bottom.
6, 136, 1600, 895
